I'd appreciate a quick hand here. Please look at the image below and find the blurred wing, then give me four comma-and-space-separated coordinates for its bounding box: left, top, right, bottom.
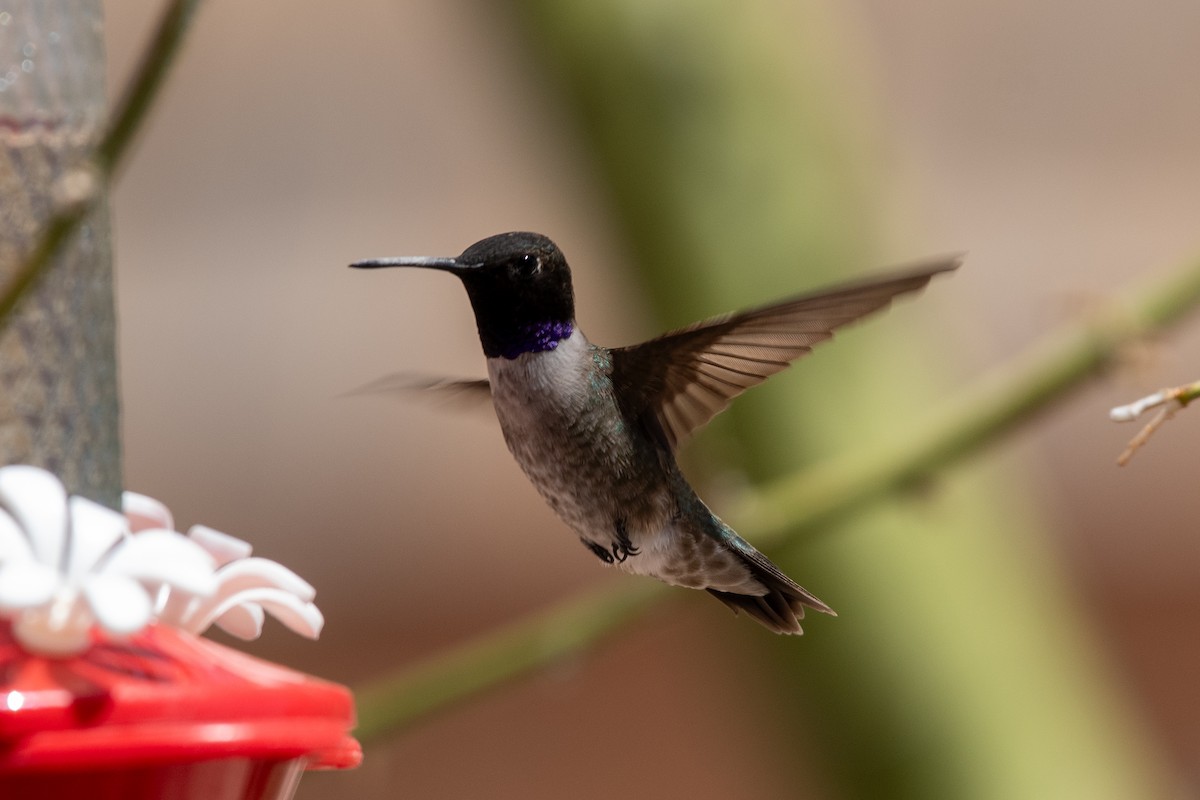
611, 255, 961, 450
344, 372, 493, 411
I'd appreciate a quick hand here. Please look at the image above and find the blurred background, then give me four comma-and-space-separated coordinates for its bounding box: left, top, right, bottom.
99, 0, 1200, 797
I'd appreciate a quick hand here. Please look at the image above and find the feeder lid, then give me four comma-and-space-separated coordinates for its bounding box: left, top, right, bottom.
0, 621, 362, 772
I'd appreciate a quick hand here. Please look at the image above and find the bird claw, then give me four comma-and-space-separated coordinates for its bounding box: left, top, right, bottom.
583, 539, 615, 564
611, 519, 639, 563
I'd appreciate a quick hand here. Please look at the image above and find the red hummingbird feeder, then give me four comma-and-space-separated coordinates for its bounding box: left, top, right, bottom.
0, 622, 360, 799
0, 467, 361, 799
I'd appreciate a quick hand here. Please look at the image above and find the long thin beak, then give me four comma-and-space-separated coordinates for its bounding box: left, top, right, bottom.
349, 256, 470, 272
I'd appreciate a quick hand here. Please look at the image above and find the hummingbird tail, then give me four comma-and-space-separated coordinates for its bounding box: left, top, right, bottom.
706, 547, 836, 634
706, 582, 832, 635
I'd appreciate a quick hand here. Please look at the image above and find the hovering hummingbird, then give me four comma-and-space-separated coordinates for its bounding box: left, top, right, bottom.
352, 233, 958, 633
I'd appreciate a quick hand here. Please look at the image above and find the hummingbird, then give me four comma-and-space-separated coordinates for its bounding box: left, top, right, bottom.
352, 232, 958, 634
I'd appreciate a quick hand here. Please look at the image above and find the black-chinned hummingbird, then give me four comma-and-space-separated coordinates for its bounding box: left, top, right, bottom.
352, 232, 958, 634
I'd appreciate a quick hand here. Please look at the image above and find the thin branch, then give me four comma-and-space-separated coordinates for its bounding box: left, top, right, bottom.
0, 0, 206, 330
1110, 379, 1200, 465
352, 251, 1200, 740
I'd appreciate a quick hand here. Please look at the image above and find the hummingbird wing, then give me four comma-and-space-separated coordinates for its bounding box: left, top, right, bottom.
344, 372, 493, 410
611, 256, 961, 450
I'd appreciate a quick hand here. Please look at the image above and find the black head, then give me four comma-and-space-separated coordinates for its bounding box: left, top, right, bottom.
351, 231, 576, 359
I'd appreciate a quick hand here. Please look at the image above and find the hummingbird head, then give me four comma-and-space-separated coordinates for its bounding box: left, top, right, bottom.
352, 231, 576, 359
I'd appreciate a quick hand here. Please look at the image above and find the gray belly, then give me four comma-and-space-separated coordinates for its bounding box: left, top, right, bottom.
485, 338, 762, 595
487, 346, 672, 543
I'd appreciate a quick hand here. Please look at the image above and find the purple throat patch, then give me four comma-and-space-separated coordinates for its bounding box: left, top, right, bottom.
500, 320, 574, 359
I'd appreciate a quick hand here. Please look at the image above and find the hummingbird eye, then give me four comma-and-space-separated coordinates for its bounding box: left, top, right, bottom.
513, 253, 542, 278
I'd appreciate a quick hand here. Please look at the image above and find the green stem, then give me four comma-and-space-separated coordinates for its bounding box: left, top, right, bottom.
0, 0, 206, 330
354, 580, 667, 743
742, 253, 1200, 543
353, 250, 1200, 740
0, 206, 89, 325
1177, 380, 1200, 406
94, 0, 205, 176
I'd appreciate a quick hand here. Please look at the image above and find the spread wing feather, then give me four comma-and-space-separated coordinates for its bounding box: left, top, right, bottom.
345, 372, 493, 410
611, 256, 961, 450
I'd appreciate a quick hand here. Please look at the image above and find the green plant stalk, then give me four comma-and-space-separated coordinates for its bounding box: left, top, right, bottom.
741, 252, 1200, 543
0, 0, 205, 331
512, 0, 1169, 794
354, 579, 667, 744
0, 208, 88, 325
94, 0, 204, 176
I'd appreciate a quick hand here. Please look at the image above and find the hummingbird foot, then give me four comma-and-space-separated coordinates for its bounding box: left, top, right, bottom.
612, 519, 640, 563
579, 523, 642, 565
582, 539, 616, 564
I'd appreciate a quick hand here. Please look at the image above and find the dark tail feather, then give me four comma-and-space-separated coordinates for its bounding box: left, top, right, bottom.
707, 550, 836, 635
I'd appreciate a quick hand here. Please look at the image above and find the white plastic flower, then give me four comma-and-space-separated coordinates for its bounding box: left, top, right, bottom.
0, 466, 218, 656
0, 466, 324, 657
125, 491, 324, 641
